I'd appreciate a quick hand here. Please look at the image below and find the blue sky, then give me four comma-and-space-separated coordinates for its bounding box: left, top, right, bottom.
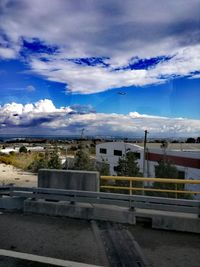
0, 0, 200, 137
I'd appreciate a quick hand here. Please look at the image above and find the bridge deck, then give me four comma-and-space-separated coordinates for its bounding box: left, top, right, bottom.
0, 212, 199, 267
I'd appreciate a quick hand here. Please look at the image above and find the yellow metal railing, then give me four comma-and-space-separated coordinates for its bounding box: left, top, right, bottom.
100, 176, 200, 196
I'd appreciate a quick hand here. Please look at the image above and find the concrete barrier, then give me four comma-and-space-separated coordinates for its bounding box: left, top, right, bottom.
0, 196, 25, 210
38, 169, 99, 192
24, 200, 136, 225
135, 208, 200, 233
24, 199, 200, 233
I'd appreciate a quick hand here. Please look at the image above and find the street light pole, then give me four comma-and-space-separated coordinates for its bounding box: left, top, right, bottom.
143, 130, 149, 177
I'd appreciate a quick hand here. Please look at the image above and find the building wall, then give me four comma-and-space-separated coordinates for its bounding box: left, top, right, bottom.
96, 142, 144, 175
96, 142, 200, 199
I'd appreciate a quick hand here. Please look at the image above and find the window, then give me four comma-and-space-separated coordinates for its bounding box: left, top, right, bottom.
114, 166, 118, 172
133, 152, 141, 159
100, 148, 107, 154
178, 171, 185, 179
114, 149, 122, 156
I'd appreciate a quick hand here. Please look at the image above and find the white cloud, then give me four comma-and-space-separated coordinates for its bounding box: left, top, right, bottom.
150, 45, 200, 78
189, 73, 200, 79
1, 0, 199, 60
0, 1, 200, 94
0, 99, 199, 137
0, 46, 17, 59
30, 57, 159, 94
28, 44, 200, 94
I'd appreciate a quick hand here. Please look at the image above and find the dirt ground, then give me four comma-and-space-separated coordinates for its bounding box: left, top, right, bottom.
0, 163, 37, 187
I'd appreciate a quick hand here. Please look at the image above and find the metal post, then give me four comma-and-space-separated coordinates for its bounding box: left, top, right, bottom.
142, 130, 149, 195
143, 130, 148, 176
129, 180, 132, 196
175, 184, 178, 199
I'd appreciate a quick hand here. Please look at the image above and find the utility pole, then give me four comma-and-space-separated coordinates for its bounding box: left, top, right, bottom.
81, 128, 85, 139
143, 130, 149, 177
142, 130, 149, 195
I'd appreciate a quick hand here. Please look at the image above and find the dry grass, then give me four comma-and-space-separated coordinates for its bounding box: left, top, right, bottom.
0, 152, 39, 170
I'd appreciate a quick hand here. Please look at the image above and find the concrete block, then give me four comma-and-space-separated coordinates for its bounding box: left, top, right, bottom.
0, 196, 25, 210
24, 199, 93, 220
38, 169, 99, 192
135, 208, 200, 233
24, 199, 136, 224
92, 204, 136, 224
152, 215, 200, 233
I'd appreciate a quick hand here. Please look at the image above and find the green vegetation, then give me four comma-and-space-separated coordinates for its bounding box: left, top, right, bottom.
73, 146, 94, 171
148, 159, 193, 199
101, 151, 143, 194
96, 159, 110, 176
0, 149, 62, 172
19, 145, 28, 153
0, 152, 37, 170
28, 151, 62, 172
155, 159, 178, 179
115, 151, 142, 177
28, 157, 48, 172
72, 146, 110, 175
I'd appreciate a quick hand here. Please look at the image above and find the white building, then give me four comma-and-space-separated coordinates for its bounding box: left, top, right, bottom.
96, 142, 144, 175
96, 141, 200, 198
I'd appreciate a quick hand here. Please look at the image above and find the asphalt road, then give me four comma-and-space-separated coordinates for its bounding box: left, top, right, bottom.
0, 212, 200, 267
128, 223, 200, 267
0, 213, 103, 266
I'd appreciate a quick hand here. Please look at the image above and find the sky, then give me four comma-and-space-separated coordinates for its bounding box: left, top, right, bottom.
0, 0, 200, 138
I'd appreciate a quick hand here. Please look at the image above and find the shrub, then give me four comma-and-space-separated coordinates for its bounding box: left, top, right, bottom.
19, 146, 27, 153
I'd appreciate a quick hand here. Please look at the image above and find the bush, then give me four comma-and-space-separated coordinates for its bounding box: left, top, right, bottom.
19, 146, 27, 153
0, 155, 12, 165
28, 158, 48, 172
28, 152, 62, 172
48, 153, 62, 169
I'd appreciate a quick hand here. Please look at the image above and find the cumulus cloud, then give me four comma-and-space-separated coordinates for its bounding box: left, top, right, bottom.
0, 0, 200, 94
0, 99, 199, 137
0, 99, 72, 127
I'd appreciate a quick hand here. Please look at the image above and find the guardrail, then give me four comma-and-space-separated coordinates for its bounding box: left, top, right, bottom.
0, 186, 199, 216
100, 176, 200, 197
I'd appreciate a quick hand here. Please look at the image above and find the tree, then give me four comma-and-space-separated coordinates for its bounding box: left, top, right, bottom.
98, 159, 111, 193
28, 151, 61, 172
186, 137, 196, 143
115, 151, 143, 194
48, 153, 62, 169
116, 151, 141, 177
19, 145, 27, 153
160, 140, 168, 153
153, 159, 192, 199
73, 147, 93, 171
28, 157, 48, 172
96, 158, 110, 175
155, 159, 178, 179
